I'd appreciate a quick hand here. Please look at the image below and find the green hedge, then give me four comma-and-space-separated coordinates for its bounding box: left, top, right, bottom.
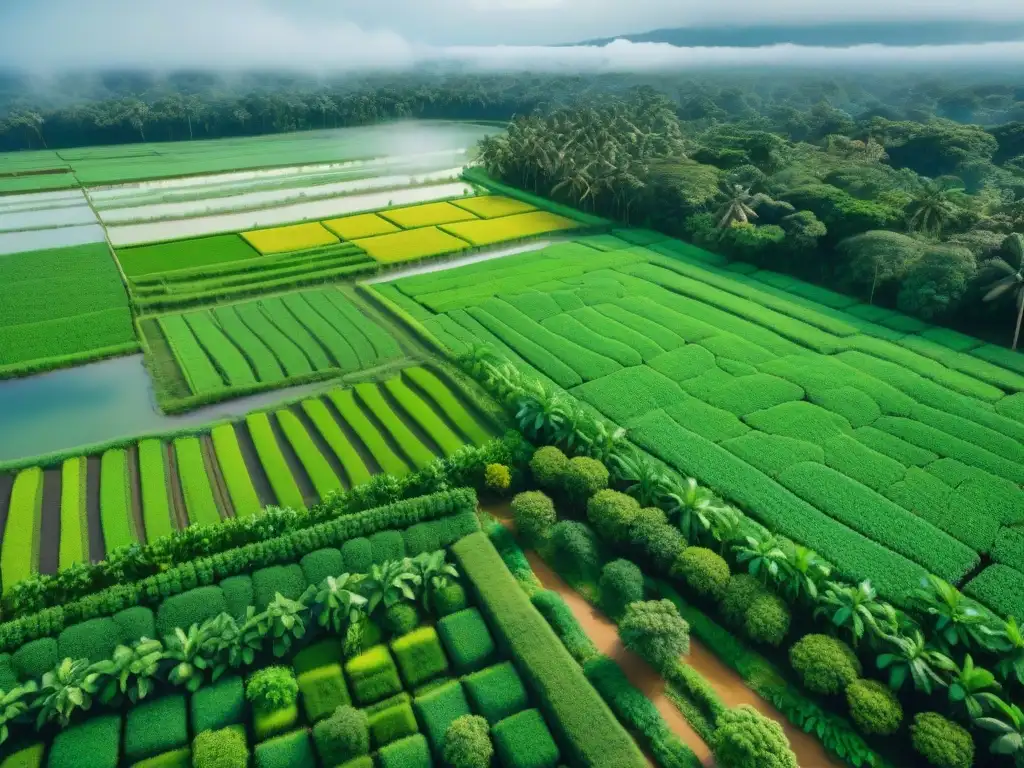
436, 608, 496, 675
492, 708, 560, 768
125, 694, 188, 763
192, 674, 245, 734
377, 733, 432, 768
252, 564, 307, 611
463, 661, 529, 725
452, 532, 647, 768
156, 586, 228, 637
298, 663, 350, 722
253, 729, 316, 768
56, 616, 118, 663
391, 627, 449, 688
47, 714, 121, 768
414, 680, 471, 752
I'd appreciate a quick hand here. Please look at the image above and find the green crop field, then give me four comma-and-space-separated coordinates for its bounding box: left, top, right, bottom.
383, 235, 1024, 609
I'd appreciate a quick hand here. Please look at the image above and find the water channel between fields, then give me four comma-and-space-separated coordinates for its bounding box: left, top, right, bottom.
0, 354, 324, 463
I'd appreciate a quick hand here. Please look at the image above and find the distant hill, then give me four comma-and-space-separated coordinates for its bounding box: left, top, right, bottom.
575, 20, 1024, 48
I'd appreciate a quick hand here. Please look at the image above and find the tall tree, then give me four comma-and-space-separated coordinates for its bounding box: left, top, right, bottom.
715, 183, 759, 228
905, 180, 960, 237
983, 233, 1024, 350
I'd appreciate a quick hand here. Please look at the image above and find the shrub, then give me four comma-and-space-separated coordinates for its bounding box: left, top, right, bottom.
370, 530, 406, 565
719, 574, 766, 628
492, 708, 561, 768
586, 490, 640, 542
378, 733, 431, 768
298, 664, 351, 722
710, 705, 797, 768
911, 712, 974, 768
550, 520, 600, 581
744, 593, 791, 647
628, 515, 686, 572
247, 666, 299, 711
369, 702, 419, 747
530, 590, 598, 663
392, 626, 449, 687
219, 575, 255, 620
156, 586, 227, 637
0, 654, 16, 691
300, 548, 345, 587
47, 713, 121, 768
788, 635, 861, 695
253, 704, 300, 742
846, 679, 903, 736
345, 645, 403, 705
485, 463, 512, 494
435, 582, 467, 617
444, 714, 493, 768
113, 606, 156, 643
511, 491, 557, 543
341, 537, 373, 573
191, 675, 245, 735
619, 600, 690, 671
386, 603, 420, 637
529, 446, 569, 490
12, 637, 56, 681
464, 661, 529, 724
0, 743, 43, 768
253, 729, 316, 768
312, 705, 369, 766
414, 680, 472, 751
192, 725, 248, 768
403, 523, 441, 557
437, 608, 497, 673
563, 456, 610, 502
125, 694, 188, 763
252, 564, 307, 611
293, 638, 343, 676
673, 547, 731, 601
599, 559, 644, 619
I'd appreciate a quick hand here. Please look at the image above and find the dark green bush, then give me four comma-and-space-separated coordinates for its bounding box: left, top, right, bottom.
619, 600, 690, 672
253, 729, 315, 768
511, 491, 557, 543
444, 714, 493, 768
370, 530, 406, 565
11, 637, 56, 680
300, 548, 345, 587
744, 593, 791, 647
673, 547, 731, 601
156, 586, 227, 637
113, 606, 156, 644
247, 666, 299, 711
586, 490, 640, 542
252, 564, 307, 611
392, 626, 449, 687
298, 663, 351, 722
414, 680, 471, 751
219, 576, 254, 621
846, 679, 903, 736
368, 702, 419, 747
437, 608, 497, 674
911, 712, 974, 768
378, 733, 431, 768
385, 603, 420, 637
47, 713, 121, 768
294, 638, 343, 676
125, 694, 188, 763
402, 522, 441, 557
492, 708, 561, 768
340, 537, 374, 574
0, 654, 16, 691
529, 446, 569, 490
550, 521, 600, 581
312, 705, 369, 766
710, 705, 797, 768
434, 582, 467, 617
464, 661, 529, 724
628, 515, 686, 573
719, 574, 765, 628
599, 559, 644, 619
563, 456, 609, 502
192, 725, 248, 768
57, 617, 119, 663
529, 590, 598, 663
788, 635, 861, 695
191, 675, 245, 735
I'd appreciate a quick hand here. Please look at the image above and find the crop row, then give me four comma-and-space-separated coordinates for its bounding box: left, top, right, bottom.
0, 368, 492, 589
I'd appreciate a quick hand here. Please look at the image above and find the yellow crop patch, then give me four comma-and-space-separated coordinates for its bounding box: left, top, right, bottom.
379, 201, 478, 229
441, 211, 578, 247
355, 227, 470, 264
241, 222, 339, 255
453, 195, 536, 218
322, 213, 399, 240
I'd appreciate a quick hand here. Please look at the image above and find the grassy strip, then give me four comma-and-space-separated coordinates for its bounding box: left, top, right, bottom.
173, 438, 221, 528
245, 413, 306, 510
371, 283, 435, 323
183, 311, 257, 387
99, 449, 136, 552
452, 531, 648, 768
303, 290, 377, 368
0, 340, 140, 381
327, 390, 408, 477
1, 469, 43, 591
275, 409, 343, 499
462, 168, 612, 227
58, 458, 88, 569
233, 301, 313, 377
210, 306, 285, 384
353, 383, 435, 471
280, 292, 360, 372
257, 297, 333, 370
301, 399, 371, 487
403, 367, 492, 446
383, 378, 464, 457
322, 289, 403, 361
137, 440, 173, 542
157, 314, 224, 395
210, 425, 262, 518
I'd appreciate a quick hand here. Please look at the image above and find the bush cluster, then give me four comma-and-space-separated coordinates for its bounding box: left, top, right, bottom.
313, 705, 370, 766
192, 726, 248, 768
710, 705, 798, 768
511, 491, 557, 544
484, 463, 511, 494
599, 559, 644, 619
563, 456, 610, 501
246, 666, 299, 711
444, 714, 493, 768
673, 547, 731, 601
550, 521, 600, 581
587, 490, 639, 542
719, 574, 791, 647
619, 599, 690, 672
846, 679, 903, 736
529, 446, 569, 490
788, 634, 861, 695
910, 712, 974, 768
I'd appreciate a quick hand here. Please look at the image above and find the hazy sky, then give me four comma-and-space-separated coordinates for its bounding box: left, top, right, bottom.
2, 0, 1024, 70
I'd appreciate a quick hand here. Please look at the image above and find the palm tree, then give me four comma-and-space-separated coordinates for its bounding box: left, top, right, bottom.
715, 183, 758, 228
983, 233, 1024, 350
905, 180, 959, 237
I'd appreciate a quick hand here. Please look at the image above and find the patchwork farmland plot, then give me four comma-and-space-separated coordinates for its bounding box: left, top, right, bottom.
0, 367, 494, 590
381, 235, 1024, 609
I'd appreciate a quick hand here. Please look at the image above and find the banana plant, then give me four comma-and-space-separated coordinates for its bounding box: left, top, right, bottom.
948, 654, 1000, 718
514, 383, 567, 440
974, 696, 1024, 762
658, 476, 717, 540
91, 639, 164, 705
913, 574, 995, 651
778, 544, 831, 604
551, 400, 593, 453
363, 559, 421, 616
33, 658, 99, 728
164, 623, 217, 693
586, 420, 628, 463
706, 505, 746, 555
461, 343, 500, 380
0, 683, 36, 745
201, 612, 262, 678
613, 451, 669, 507
815, 580, 898, 648
305, 574, 368, 634
993, 617, 1024, 686
733, 533, 789, 585
411, 551, 459, 614
876, 630, 956, 694
259, 594, 309, 658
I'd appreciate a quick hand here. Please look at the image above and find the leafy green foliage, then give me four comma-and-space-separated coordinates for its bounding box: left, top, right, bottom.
845, 679, 903, 736
673, 547, 731, 601
464, 662, 529, 725
192, 725, 248, 768
710, 705, 798, 768
246, 666, 298, 712
599, 559, 645, 620
313, 705, 369, 766
911, 712, 975, 768
444, 714, 493, 768
788, 635, 861, 695
619, 600, 690, 672
511, 491, 557, 544
124, 694, 188, 763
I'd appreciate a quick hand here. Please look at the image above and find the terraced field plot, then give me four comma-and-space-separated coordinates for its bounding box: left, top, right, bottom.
381, 234, 1024, 612
144, 287, 404, 405
0, 367, 494, 589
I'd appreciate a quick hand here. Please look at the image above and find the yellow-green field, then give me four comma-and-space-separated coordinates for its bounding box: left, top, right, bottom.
453, 195, 536, 218
441, 210, 578, 246
241, 222, 339, 254
379, 201, 479, 228
322, 213, 400, 240
354, 227, 471, 264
